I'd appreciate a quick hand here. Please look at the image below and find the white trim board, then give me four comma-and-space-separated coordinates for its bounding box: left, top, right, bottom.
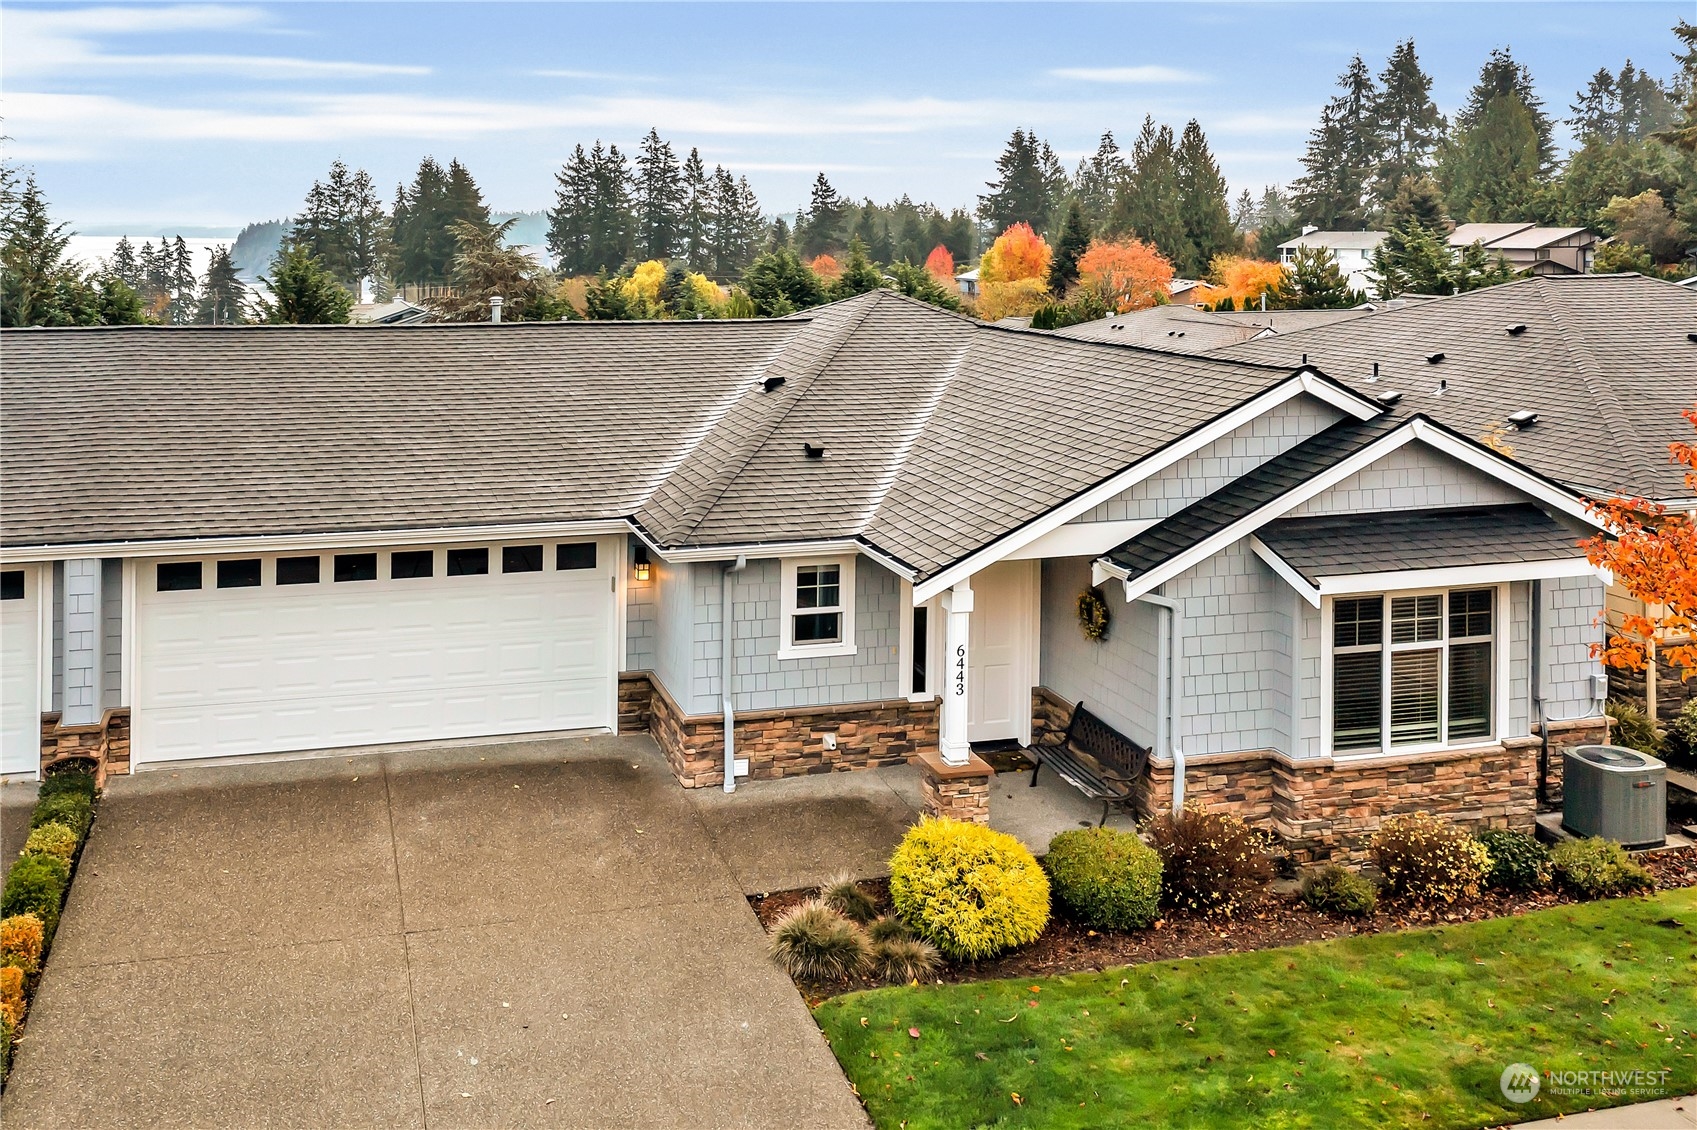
1250, 538, 1601, 607
1101, 417, 1602, 604
912, 373, 1377, 602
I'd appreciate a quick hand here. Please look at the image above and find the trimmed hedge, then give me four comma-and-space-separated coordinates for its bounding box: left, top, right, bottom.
30, 792, 92, 840
1550, 838, 1654, 900
37, 769, 97, 805
1476, 829, 1551, 891
1, 855, 69, 942
1371, 812, 1491, 903
1043, 827, 1162, 930
1300, 865, 1378, 918
889, 817, 1050, 961
0, 915, 45, 975
22, 822, 79, 865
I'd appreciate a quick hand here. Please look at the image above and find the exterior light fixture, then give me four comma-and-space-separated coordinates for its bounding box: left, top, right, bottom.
633, 544, 651, 582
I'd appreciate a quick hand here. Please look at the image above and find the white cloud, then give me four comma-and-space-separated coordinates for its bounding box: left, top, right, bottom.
1, 4, 429, 80
1048, 65, 1205, 84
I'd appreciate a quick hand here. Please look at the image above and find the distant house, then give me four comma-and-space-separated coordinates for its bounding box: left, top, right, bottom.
954, 267, 979, 298
1167, 279, 1207, 305
1275, 228, 1386, 295
1448, 223, 1596, 275
350, 298, 431, 326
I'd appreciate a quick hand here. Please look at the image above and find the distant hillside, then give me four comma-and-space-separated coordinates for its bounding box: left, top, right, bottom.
228, 212, 550, 281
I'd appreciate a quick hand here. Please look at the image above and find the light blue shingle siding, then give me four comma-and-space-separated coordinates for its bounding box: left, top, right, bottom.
1038, 555, 1161, 748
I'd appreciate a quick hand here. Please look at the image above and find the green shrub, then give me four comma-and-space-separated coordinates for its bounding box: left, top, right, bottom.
1666, 699, 1697, 763
869, 936, 941, 985
768, 901, 870, 981
1550, 837, 1654, 900
0, 1006, 11, 1077
888, 817, 1050, 961
30, 793, 91, 840
1042, 827, 1163, 930
1476, 829, 1551, 891
1, 854, 69, 940
819, 874, 879, 926
0, 914, 45, 975
37, 767, 97, 804
867, 915, 912, 944
1142, 804, 1274, 917
1370, 812, 1491, 903
22, 821, 78, 864
1299, 865, 1378, 917
1606, 698, 1663, 756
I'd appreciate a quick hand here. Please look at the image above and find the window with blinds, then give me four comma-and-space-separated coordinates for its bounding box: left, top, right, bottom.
1330, 588, 1494, 754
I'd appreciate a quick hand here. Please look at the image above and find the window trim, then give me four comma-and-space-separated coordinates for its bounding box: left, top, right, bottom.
1320, 583, 1509, 759
777, 555, 857, 660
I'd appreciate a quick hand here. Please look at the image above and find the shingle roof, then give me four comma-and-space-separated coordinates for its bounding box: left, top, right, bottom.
1255, 504, 1586, 584
1218, 274, 1697, 501
1276, 231, 1388, 250
1, 291, 1302, 580
1049, 306, 1375, 355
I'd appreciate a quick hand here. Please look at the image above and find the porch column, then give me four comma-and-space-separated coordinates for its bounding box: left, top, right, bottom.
62, 558, 104, 726
938, 579, 973, 766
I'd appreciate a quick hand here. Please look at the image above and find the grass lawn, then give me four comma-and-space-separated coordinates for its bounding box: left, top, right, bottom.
815, 888, 1697, 1129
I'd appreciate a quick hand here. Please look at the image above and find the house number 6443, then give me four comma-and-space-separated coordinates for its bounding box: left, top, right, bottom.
953, 644, 966, 696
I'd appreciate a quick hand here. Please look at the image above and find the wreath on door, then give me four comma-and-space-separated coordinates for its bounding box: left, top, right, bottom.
1077, 587, 1111, 642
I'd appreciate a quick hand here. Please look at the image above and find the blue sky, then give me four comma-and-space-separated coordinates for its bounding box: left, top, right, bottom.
2, 1, 1690, 235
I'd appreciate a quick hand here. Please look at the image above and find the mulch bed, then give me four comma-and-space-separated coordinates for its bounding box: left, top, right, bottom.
749, 846, 1697, 1003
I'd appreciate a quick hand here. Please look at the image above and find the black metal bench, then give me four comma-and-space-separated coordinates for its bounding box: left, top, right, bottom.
1027, 701, 1150, 826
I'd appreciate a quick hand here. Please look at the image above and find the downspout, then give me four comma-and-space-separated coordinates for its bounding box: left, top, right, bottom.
1137, 591, 1185, 812
1531, 579, 1547, 809
721, 554, 747, 793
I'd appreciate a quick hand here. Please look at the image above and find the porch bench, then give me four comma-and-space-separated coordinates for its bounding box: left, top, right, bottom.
1027, 701, 1150, 827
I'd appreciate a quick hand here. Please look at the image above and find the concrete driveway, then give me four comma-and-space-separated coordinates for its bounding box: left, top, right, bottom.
1, 736, 871, 1130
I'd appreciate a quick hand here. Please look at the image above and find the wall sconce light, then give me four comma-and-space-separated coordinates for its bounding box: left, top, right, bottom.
633, 544, 651, 582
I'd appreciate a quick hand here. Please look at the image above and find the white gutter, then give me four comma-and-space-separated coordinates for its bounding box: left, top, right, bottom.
1136, 590, 1186, 813
722, 553, 747, 793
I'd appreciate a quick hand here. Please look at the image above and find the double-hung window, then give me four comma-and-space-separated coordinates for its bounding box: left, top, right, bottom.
1330, 588, 1496, 754
778, 556, 856, 659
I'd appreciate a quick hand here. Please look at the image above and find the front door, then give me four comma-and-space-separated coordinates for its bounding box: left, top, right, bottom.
967, 559, 1038, 744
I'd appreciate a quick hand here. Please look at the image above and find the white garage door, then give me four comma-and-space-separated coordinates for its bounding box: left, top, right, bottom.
134, 539, 619, 764
1, 566, 42, 775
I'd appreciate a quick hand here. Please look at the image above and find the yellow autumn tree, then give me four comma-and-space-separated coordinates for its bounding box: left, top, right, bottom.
1195, 255, 1287, 309
976, 277, 1050, 321
621, 260, 668, 317
978, 223, 1051, 284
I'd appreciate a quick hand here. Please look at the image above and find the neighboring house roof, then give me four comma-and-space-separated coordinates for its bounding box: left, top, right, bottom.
1048, 306, 1374, 355
1217, 273, 1697, 502
1, 291, 1314, 583
1276, 231, 1387, 251
1254, 503, 1586, 585
1476, 226, 1594, 250
1448, 222, 1536, 246
351, 298, 431, 325
1213, 309, 1373, 334
954, 268, 980, 282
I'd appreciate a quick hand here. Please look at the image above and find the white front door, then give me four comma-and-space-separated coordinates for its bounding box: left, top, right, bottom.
1, 565, 42, 775
967, 559, 1038, 744
133, 538, 620, 764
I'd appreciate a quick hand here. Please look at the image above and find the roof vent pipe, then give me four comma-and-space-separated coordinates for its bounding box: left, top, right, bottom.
489, 295, 503, 324
1369, 361, 1379, 382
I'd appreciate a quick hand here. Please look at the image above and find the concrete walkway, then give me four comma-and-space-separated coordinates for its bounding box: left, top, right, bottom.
1, 736, 870, 1130
1515, 1096, 1696, 1128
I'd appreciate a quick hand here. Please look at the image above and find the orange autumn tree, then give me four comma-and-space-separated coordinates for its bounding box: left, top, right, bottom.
924, 244, 955, 284
809, 254, 842, 282
1581, 408, 1697, 679
1196, 255, 1286, 309
1076, 238, 1175, 313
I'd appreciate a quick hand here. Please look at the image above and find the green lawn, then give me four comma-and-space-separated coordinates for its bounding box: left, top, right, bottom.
815, 889, 1697, 1129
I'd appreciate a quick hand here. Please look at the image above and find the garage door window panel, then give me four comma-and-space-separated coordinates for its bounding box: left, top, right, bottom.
217, 559, 262, 588
334, 554, 377, 582
503, 545, 544, 573
277, 557, 321, 585
391, 551, 434, 579
447, 548, 489, 576
556, 543, 597, 571
157, 561, 202, 591
0, 571, 22, 600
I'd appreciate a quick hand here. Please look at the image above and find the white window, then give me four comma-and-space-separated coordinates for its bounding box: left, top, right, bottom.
778, 556, 857, 659
1326, 587, 1497, 755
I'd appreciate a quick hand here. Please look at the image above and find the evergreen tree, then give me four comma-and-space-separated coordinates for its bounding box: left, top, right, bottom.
1384, 173, 1448, 233
1654, 20, 1697, 154
831, 236, 883, 299
681, 148, 711, 267
1231, 190, 1258, 234
740, 247, 826, 316
1292, 56, 1381, 229
1, 172, 74, 326
433, 218, 563, 322
1453, 48, 1556, 173
1071, 132, 1126, 230
1105, 117, 1185, 263
1442, 92, 1546, 221
389, 157, 465, 286
978, 128, 1066, 236
1268, 245, 1356, 308
257, 244, 354, 324
546, 142, 634, 276
797, 173, 845, 258
1047, 197, 1091, 293
195, 245, 248, 324
634, 128, 685, 261
167, 235, 197, 324
107, 236, 139, 289
1174, 120, 1237, 276
1372, 40, 1445, 205
1253, 185, 1301, 256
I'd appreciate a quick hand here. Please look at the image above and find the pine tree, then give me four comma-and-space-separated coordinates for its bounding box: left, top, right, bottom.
1105, 117, 1186, 264
1071, 132, 1126, 230
740, 247, 826, 316
1269, 245, 1356, 309
1453, 48, 1556, 173
1442, 92, 1546, 221
831, 235, 883, 299
1292, 56, 1381, 229
1372, 40, 1445, 205
1384, 173, 1448, 233
978, 128, 1066, 237
1174, 120, 1237, 277
195, 245, 249, 324
1253, 186, 1301, 256
1570, 67, 1623, 143
258, 244, 354, 324
1231, 190, 1258, 234
107, 236, 139, 290
634, 128, 685, 261
680, 148, 711, 268
163, 235, 198, 325
546, 143, 633, 276
0, 173, 74, 326
797, 173, 845, 258
390, 157, 460, 286
1047, 198, 1091, 293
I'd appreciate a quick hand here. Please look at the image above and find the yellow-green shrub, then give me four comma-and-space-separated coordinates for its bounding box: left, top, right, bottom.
22, 821, 78, 864
0, 914, 44, 975
888, 817, 1050, 961
1371, 812, 1491, 903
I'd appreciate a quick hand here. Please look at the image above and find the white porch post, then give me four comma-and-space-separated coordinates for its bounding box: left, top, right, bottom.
939, 579, 973, 766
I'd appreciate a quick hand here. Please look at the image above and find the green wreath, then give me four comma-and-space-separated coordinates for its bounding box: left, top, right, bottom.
1077, 587, 1111, 642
